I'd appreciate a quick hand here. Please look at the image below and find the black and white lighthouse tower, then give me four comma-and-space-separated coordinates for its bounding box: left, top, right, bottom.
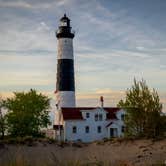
55, 14, 75, 108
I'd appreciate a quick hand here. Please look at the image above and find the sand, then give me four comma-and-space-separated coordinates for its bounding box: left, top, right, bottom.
0, 139, 166, 165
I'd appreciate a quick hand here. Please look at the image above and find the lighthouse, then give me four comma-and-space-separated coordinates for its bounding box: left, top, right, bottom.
53, 15, 125, 142
55, 14, 76, 108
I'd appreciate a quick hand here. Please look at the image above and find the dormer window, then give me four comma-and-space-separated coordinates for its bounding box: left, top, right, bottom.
86, 113, 90, 118
95, 114, 103, 121
99, 114, 103, 121
95, 114, 98, 121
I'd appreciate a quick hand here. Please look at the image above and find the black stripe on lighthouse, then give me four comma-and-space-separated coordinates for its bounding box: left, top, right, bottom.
56, 59, 75, 91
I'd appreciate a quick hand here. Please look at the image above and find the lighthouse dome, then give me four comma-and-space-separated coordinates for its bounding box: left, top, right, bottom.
56, 14, 74, 38
60, 14, 70, 27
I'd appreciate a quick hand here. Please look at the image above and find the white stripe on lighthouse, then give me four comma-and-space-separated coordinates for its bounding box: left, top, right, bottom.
58, 38, 73, 59
56, 91, 76, 108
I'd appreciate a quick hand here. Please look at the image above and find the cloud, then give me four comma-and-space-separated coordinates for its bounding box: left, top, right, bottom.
0, 0, 66, 9
95, 89, 124, 95
76, 89, 166, 112
0, 0, 165, 112
0, 1, 33, 8
37, 22, 51, 31
0, 18, 56, 52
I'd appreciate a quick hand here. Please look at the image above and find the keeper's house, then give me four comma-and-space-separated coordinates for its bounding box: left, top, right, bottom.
54, 107, 125, 142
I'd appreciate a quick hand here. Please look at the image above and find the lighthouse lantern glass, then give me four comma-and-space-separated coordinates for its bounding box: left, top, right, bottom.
60, 20, 67, 26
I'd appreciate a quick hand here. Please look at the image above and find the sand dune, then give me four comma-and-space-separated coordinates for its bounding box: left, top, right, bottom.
0, 139, 166, 165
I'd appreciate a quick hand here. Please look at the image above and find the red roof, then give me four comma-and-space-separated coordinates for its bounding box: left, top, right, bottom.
61, 107, 120, 120
104, 108, 119, 120
62, 108, 84, 120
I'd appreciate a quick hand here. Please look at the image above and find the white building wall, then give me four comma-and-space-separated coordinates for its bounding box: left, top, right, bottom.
63, 108, 125, 142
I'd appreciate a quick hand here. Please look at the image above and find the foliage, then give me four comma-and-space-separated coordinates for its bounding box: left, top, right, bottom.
0, 98, 6, 139
4, 89, 50, 137
118, 79, 165, 138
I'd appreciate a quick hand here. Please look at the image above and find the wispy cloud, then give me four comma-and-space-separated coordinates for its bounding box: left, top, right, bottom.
0, 0, 165, 112
0, 0, 66, 9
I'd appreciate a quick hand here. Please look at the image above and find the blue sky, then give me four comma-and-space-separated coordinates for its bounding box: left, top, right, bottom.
0, 0, 166, 111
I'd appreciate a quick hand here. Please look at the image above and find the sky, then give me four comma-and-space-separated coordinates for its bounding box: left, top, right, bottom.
0, 0, 166, 112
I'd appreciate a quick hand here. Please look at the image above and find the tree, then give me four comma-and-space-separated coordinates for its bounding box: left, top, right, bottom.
4, 89, 50, 137
0, 98, 6, 139
118, 79, 164, 138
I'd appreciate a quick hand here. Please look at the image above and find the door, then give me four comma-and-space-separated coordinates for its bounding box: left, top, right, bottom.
110, 128, 118, 137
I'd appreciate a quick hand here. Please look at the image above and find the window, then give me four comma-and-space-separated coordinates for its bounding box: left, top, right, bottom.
99, 114, 103, 121
72, 126, 77, 133
85, 126, 89, 133
95, 114, 103, 121
121, 126, 125, 133
121, 114, 125, 121
97, 126, 101, 133
86, 113, 90, 118
60, 21, 67, 26
95, 114, 98, 121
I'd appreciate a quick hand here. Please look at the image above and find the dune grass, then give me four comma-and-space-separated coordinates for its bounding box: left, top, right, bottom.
0, 138, 165, 166
1, 152, 165, 166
